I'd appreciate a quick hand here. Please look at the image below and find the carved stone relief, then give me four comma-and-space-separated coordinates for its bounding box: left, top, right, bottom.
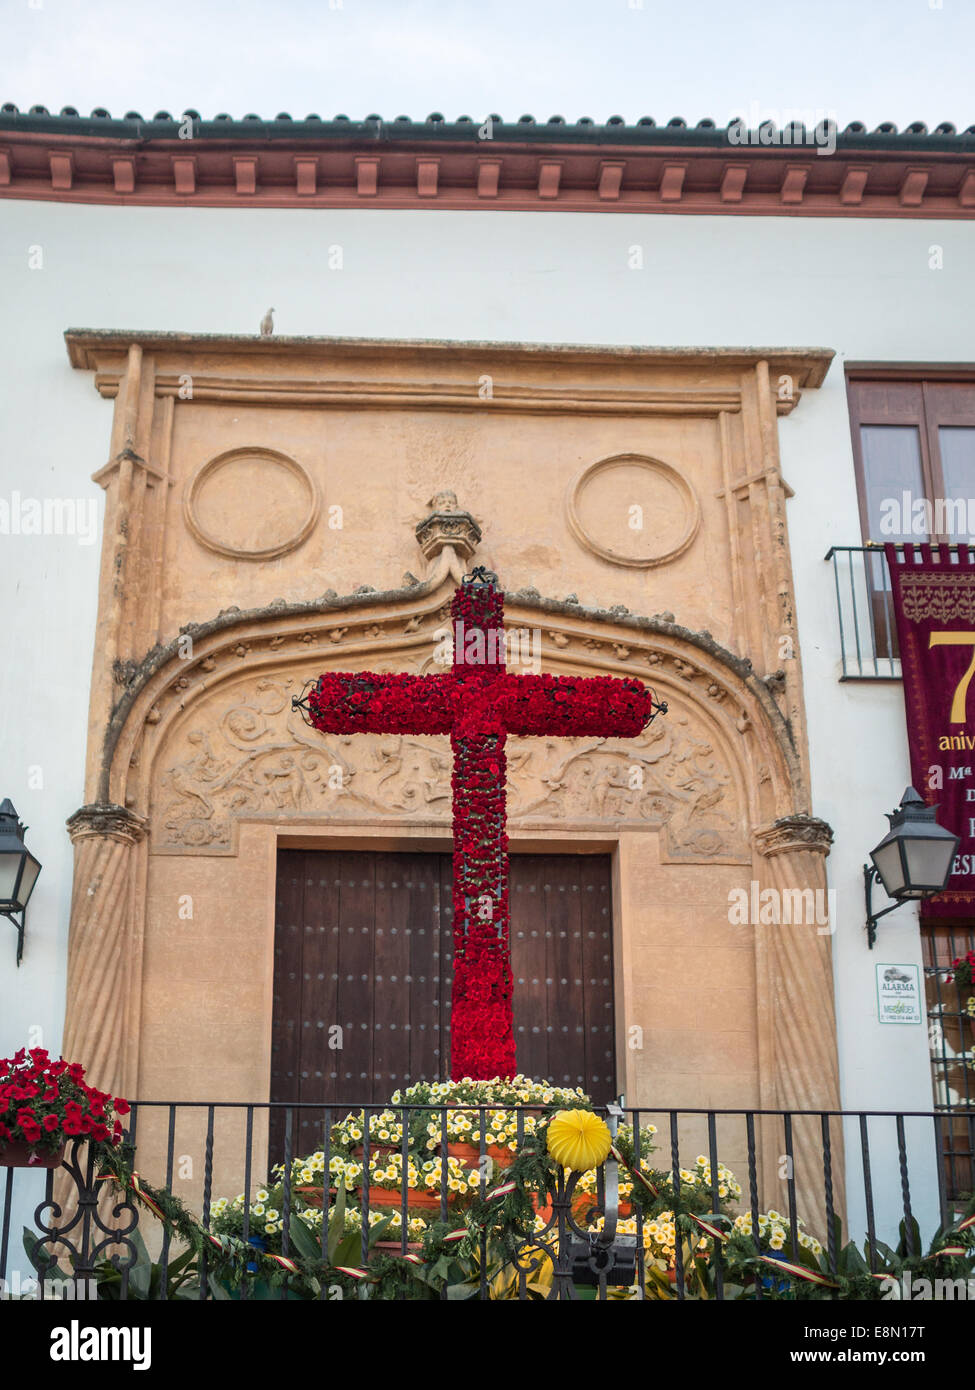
151, 672, 748, 860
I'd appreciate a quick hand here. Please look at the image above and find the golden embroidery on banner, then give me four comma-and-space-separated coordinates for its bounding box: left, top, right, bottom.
899, 574, 975, 626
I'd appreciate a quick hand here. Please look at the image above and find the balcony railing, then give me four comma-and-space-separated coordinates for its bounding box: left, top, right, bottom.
825, 545, 901, 680
2, 1101, 972, 1301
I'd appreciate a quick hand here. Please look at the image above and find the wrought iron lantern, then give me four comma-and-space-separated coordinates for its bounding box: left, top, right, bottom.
864, 787, 959, 948
0, 799, 42, 965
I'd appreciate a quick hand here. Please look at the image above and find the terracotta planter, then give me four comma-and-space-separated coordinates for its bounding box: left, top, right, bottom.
351, 1145, 399, 1159
360, 1185, 442, 1211
447, 1142, 480, 1164
487, 1144, 515, 1169
532, 1192, 554, 1222
0, 1140, 64, 1169
373, 1240, 423, 1257
445, 1141, 516, 1171
572, 1193, 598, 1221
293, 1185, 335, 1209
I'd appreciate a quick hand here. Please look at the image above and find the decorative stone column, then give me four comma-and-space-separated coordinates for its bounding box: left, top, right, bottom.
753, 815, 846, 1239
63, 804, 148, 1099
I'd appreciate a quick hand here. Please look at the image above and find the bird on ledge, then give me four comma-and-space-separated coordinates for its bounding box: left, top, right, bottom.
260, 307, 274, 336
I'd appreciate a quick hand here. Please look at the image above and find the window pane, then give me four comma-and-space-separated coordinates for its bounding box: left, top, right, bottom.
939, 427, 975, 541
861, 424, 925, 542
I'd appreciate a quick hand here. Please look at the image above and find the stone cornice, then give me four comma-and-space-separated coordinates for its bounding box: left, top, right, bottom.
754, 814, 834, 859
1, 123, 974, 217
67, 803, 149, 845
65, 332, 833, 417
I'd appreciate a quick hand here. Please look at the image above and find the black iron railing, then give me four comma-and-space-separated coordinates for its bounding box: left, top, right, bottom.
825, 545, 901, 679
1, 1102, 971, 1301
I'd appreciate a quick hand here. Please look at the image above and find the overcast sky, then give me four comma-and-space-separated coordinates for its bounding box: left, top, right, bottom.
0, 0, 971, 131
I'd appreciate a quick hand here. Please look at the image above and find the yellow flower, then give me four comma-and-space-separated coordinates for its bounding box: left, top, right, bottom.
547, 1110, 613, 1172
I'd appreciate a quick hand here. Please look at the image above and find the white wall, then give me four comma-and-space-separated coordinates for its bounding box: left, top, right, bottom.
1, 198, 972, 1242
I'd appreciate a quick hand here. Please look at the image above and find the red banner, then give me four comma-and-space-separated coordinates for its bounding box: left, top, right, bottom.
885, 543, 975, 920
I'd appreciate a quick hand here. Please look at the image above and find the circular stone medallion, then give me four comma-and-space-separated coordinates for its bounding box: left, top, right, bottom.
184, 447, 319, 560
567, 453, 700, 568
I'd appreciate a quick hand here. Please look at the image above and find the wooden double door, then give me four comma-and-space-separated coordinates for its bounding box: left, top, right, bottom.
270, 849, 616, 1153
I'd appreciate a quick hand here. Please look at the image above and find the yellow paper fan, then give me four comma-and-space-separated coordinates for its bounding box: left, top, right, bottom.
546, 1110, 612, 1172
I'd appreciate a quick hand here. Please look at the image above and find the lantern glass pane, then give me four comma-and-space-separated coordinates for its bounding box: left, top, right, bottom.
0, 852, 22, 907
872, 840, 906, 898
17, 854, 40, 908
903, 836, 956, 893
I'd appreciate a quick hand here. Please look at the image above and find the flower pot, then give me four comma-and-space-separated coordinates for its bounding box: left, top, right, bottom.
487, 1144, 515, 1169
758, 1251, 793, 1295
447, 1141, 514, 1170
570, 1192, 594, 1219
372, 1240, 424, 1257
293, 1185, 335, 1209
246, 1234, 266, 1273
351, 1145, 399, 1159
447, 1142, 480, 1164
360, 1184, 443, 1211
0, 1140, 64, 1169
532, 1192, 554, 1223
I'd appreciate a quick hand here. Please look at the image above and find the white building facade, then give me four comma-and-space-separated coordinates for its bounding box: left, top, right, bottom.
1, 108, 973, 1244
